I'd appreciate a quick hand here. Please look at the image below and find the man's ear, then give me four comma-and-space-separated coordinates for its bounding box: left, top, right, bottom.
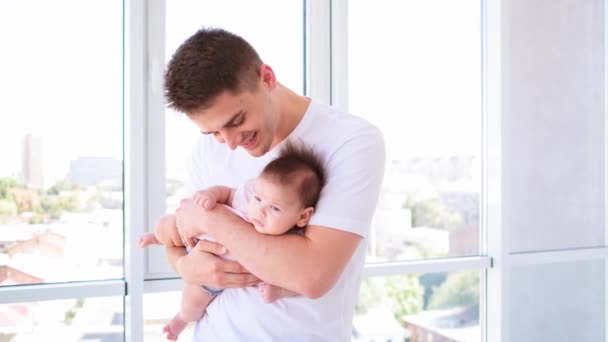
259, 64, 276, 90
296, 207, 315, 227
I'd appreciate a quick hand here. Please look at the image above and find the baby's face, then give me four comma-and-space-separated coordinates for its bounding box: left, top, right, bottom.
247, 177, 310, 235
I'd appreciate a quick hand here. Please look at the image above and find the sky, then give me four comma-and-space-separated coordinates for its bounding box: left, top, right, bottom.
0, 1, 123, 181
1, 0, 481, 184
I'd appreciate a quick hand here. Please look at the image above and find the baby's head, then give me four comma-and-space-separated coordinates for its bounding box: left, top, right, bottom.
247, 141, 326, 235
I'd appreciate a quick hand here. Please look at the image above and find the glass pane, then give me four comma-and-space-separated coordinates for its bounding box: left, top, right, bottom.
0, 2, 123, 285
509, 260, 605, 341
348, 1, 482, 261
144, 291, 195, 342
354, 271, 481, 342
0, 296, 124, 341
165, 0, 305, 212
505, 0, 605, 252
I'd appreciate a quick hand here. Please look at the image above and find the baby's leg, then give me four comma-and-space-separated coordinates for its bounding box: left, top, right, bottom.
180, 283, 214, 321
141, 214, 183, 248
162, 284, 214, 341
258, 282, 299, 304
138, 232, 160, 248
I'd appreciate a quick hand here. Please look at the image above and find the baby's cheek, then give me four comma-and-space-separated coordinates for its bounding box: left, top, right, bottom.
245, 205, 255, 218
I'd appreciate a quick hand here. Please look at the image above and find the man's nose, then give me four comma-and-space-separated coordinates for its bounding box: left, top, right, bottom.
222, 131, 239, 150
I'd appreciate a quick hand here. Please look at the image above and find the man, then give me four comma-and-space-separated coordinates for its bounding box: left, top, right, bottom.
165, 27, 385, 341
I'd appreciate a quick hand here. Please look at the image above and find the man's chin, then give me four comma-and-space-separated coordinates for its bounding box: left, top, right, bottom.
243, 145, 268, 157
243, 148, 262, 157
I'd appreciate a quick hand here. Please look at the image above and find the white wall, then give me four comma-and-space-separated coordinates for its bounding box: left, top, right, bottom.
502, 0, 606, 340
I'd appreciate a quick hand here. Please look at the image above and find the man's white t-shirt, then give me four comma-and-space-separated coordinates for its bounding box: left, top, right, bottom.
185, 101, 385, 341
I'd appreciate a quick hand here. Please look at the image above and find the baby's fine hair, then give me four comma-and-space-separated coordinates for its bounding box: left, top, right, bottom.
260, 141, 326, 208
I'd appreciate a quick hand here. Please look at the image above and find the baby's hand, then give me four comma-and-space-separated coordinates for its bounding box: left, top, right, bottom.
258, 282, 298, 303
193, 190, 218, 209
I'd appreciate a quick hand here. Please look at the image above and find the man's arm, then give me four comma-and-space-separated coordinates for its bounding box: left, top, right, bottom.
211, 208, 361, 298
176, 197, 361, 299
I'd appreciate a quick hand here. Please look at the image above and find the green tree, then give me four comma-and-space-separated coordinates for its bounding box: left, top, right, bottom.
40, 196, 63, 220
60, 193, 80, 212
356, 275, 424, 323
63, 298, 85, 325
428, 271, 479, 310
28, 213, 45, 224
13, 188, 41, 214
0, 199, 17, 216
355, 277, 385, 315
419, 272, 448, 309
0, 178, 17, 200
47, 179, 80, 195
385, 275, 424, 321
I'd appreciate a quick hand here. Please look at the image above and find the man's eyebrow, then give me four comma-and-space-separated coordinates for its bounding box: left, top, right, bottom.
200, 110, 244, 135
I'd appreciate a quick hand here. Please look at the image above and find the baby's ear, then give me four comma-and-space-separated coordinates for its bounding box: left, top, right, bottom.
296, 207, 315, 227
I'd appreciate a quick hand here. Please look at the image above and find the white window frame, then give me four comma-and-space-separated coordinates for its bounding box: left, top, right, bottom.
484, 0, 505, 340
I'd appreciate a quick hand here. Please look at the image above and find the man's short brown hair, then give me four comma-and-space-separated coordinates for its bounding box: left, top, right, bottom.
261, 141, 326, 208
164, 28, 263, 113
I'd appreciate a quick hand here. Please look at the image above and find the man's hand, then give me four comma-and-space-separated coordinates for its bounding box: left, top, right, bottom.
168, 240, 260, 288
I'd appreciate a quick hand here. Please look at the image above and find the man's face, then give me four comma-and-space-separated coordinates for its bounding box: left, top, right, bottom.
188, 86, 278, 157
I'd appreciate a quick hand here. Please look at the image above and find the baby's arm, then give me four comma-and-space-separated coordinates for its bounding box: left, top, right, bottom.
193, 185, 236, 209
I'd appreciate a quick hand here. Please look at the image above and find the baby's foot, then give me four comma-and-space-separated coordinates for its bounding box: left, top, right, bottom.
162, 314, 188, 341
139, 233, 160, 248
258, 282, 284, 303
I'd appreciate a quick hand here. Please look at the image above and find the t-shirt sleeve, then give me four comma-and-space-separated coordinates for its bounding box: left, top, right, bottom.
308, 127, 386, 239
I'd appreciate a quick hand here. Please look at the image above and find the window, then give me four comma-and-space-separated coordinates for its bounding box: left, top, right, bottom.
0, 297, 124, 341
348, 0, 482, 262
0, 0, 124, 338
0, 1, 123, 285
355, 271, 481, 341
345, 2, 484, 339
144, 291, 195, 341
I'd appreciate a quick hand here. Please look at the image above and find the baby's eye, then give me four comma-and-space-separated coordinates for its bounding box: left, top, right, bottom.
270, 205, 280, 212
253, 195, 261, 202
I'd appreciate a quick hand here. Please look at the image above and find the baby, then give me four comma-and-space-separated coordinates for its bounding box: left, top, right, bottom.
139, 141, 326, 341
